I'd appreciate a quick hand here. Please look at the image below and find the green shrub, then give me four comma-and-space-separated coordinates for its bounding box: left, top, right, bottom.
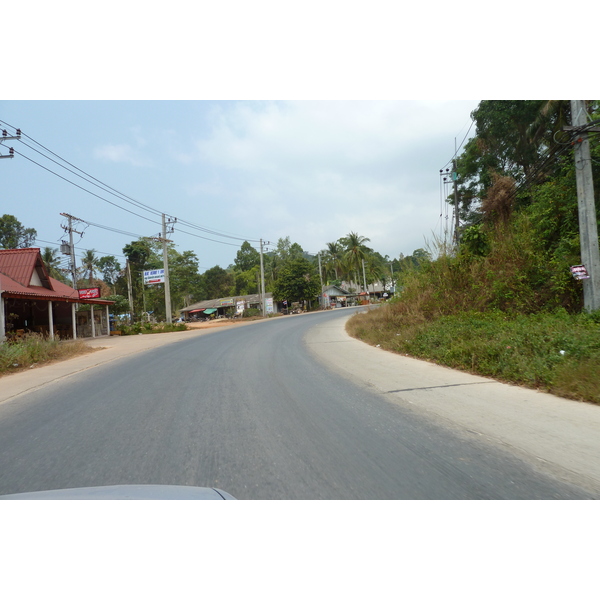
347, 308, 600, 403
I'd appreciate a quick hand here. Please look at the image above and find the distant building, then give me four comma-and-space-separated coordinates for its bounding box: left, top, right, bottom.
180, 293, 274, 319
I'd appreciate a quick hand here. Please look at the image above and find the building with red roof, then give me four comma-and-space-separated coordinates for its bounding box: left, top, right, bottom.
0, 248, 114, 342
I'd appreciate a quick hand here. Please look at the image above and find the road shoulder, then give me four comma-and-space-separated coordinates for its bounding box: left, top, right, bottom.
305, 311, 600, 495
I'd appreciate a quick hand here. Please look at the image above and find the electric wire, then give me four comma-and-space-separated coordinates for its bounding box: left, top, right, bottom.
1, 119, 261, 244
440, 118, 475, 171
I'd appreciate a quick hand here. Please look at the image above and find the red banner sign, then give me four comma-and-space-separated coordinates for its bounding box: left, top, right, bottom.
78, 287, 101, 299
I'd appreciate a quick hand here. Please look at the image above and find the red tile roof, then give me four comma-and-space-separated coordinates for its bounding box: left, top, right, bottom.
0, 248, 113, 304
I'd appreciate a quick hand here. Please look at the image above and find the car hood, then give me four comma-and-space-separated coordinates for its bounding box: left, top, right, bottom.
0, 484, 236, 500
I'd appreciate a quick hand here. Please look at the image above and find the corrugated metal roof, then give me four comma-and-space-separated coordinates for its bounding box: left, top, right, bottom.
0, 247, 51, 288
180, 293, 272, 313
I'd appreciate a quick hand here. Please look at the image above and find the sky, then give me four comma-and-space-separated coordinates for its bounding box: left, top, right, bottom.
1, 99, 478, 273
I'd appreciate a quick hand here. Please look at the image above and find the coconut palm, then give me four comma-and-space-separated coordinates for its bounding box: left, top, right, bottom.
80, 249, 100, 283
42, 247, 65, 281
323, 241, 345, 282
340, 232, 371, 290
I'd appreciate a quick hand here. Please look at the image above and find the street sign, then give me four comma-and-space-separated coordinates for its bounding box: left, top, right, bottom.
144, 269, 165, 285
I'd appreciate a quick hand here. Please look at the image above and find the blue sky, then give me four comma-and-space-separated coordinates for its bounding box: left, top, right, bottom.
1, 100, 478, 273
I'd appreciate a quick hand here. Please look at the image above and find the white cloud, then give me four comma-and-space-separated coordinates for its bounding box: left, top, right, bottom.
94, 143, 153, 167
175, 100, 476, 258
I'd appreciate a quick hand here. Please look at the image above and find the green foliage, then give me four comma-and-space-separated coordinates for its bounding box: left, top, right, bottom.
234, 241, 260, 272
119, 321, 188, 335
460, 225, 490, 256
203, 265, 234, 300
42, 246, 70, 283
347, 308, 600, 403
0, 214, 37, 249
104, 294, 130, 315
97, 255, 122, 290
272, 257, 321, 304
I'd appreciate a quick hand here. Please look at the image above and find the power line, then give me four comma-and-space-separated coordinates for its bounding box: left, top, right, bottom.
1, 119, 261, 245
440, 118, 475, 171
13, 149, 163, 227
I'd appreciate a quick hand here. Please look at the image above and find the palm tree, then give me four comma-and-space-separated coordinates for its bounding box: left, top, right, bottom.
323, 241, 344, 282
42, 247, 66, 281
340, 232, 371, 290
364, 253, 384, 293
80, 249, 100, 284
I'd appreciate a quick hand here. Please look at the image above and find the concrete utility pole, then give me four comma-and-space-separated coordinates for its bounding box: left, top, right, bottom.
570, 100, 600, 312
259, 239, 266, 316
452, 159, 460, 245
126, 260, 134, 325
317, 252, 324, 308
60, 213, 84, 290
161, 214, 176, 323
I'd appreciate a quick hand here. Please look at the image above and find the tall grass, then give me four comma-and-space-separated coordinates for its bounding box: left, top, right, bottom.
0, 333, 96, 376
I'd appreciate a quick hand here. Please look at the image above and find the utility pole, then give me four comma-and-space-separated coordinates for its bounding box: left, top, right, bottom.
259, 239, 266, 316
161, 214, 176, 323
569, 100, 600, 312
126, 260, 134, 324
317, 252, 324, 309
452, 159, 460, 245
60, 213, 84, 290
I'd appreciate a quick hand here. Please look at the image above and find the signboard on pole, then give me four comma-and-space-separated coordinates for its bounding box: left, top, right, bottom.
570, 265, 590, 280
144, 269, 165, 285
78, 287, 101, 299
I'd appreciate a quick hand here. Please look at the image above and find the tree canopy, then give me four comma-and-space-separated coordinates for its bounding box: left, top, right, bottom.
0, 214, 37, 249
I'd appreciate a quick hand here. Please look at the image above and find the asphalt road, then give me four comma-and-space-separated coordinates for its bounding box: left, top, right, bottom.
0, 308, 595, 499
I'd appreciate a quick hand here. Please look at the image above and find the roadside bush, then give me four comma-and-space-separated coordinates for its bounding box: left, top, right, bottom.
120, 321, 188, 335
347, 308, 600, 403
0, 333, 95, 375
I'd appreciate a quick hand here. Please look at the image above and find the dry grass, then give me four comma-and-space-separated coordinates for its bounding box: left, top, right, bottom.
0, 334, 98, 377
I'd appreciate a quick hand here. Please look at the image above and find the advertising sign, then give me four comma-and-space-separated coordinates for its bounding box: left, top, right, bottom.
78, 287, 101, 299
144, 269, 165, 285
570, 265, 590, 280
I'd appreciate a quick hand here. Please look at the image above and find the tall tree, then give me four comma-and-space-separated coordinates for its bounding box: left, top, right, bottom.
340, 231, 371, 288
42, 247, 64, 280
203, 265, 234, 300
0, 214, 37, 249
97, 255, 122, 293
323, 241, 345, 282
80, 249, 100, 282
272, 257, 321, 306
234, 241, 261, 272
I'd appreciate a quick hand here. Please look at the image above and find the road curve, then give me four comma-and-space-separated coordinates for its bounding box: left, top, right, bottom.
0, 308, 596, 499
